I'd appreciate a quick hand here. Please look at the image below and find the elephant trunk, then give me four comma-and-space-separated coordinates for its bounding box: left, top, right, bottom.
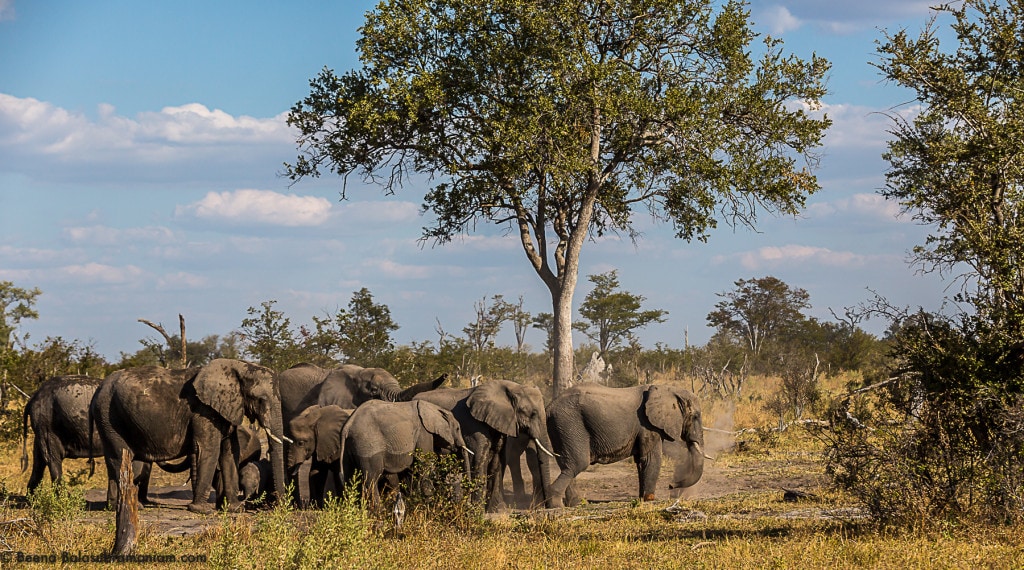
267, 405, 287, 505
534, 431, 556, 508
382, 386, 402, 402
669, 441, 705, 490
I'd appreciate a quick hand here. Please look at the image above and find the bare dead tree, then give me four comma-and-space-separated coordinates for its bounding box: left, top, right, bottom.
138, 314, 187, 368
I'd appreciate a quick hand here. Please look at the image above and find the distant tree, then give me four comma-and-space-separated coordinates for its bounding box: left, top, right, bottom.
335, 288, 400, 368
240, 300, 298, 368
573, 271, 667, 356
0, 281, 41, 365
531, 313, 555, 355
118, 333, 242, 369
287, 0, 831, 394
706, 276, 811, 356
510, 296, 532, 354
463, 295, 515, 353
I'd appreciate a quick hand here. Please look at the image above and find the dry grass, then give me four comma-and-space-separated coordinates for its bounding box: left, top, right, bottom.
1, 374, 1022, 569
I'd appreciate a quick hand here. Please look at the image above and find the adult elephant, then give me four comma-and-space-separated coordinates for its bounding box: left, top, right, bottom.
414, 380, 555, 512
285, 404, 354, 505
22, 375, 153, 495
546, 383, 705, 507
339, 399, 471, 507
277, 363, 446, 505
90, 359, 288, 514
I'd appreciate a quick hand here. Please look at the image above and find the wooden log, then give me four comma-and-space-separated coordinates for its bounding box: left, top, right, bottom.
112, 448, 139, 555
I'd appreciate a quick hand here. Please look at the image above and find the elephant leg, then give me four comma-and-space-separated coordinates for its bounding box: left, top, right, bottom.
26, 441, 46, 493
133, 461, 153, 505
635, 442, 663, 501
100, 433, 132, 509
548, 441, 588, 508
215, 431, 244, 512
308, 460, 329, 507
523, 445, 544, 508
485, 438, 508, 513
187, 414, 224, 514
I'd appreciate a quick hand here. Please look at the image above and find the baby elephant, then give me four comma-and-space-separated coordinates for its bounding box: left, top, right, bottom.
287, 405, 354, 507
341, 399, 473, 507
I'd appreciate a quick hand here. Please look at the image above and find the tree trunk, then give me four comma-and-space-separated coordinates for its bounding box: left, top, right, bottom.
551, 284, 577, 395
112, 448, 139, 556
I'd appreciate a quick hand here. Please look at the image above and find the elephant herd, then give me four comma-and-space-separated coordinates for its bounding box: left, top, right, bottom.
22, 359, 707, 514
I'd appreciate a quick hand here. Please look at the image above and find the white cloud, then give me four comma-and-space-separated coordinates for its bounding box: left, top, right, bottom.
156, 272, 209, 289
63, 225, 177, 246
58, 263, 145, 284
758, 5, 802, 35
714, 244, 893, 269
751, 1, 933, 33
0, 93, 293, 184
806, 193, 903, 222
177, 189, 333, 227
365, 259, 434, 280
338, 200, 420, 224
0, 0, 14, 21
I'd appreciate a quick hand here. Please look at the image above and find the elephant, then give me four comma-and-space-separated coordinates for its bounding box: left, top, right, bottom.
285, 404, 354, 504
22, 375, 148, 495
545, 383, 705, 507
414, 380, 556, 512
338, 399, 471, 508
277, 363, 447, 506
501, 433, 549, 509
90, 359, 288, 514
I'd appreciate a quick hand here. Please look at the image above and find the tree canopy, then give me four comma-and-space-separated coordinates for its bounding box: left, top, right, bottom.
706, 276, 811, 356
878, 0, 1024, 321
287, 0, 830, 392
574, 270, 667, 355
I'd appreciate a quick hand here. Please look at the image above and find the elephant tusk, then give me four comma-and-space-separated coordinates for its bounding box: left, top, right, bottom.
264, 427, 291, 445
692, 441, 714, 461
462, 445, 475, 456
534, 438, 559, 459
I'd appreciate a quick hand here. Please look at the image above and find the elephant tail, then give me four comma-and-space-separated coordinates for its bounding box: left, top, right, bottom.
20, 405, 30, 472
87, 400, 96, 478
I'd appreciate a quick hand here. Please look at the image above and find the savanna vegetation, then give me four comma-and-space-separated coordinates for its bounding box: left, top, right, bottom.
1, 0, 1023, 567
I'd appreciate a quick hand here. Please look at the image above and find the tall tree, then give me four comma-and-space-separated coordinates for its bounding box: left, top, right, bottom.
240, 300, 298, 368
463, 295, 515, 352
287, 0, 830, 393
574, 270, 667, 356
877, 0, 1024, 323
0, 281, 41, 356
336, 287, 400, 367
706, 276, 810, 355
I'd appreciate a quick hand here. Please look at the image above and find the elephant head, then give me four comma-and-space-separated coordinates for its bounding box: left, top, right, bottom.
192, 358, 289, 504
318, 364, 403, 408
287, 405, 353, 470
642, 385, 705, 490
416, 401, 472, 477
466, 381, 556, 458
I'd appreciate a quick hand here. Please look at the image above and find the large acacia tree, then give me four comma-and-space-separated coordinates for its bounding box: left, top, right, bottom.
287, 0, 830, 393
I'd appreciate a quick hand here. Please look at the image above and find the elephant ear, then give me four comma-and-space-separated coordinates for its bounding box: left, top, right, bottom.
643, 385, 684, 442
417, 401, 457, 447
315, 405, 352, 463
193, 360, 245, 427
467, 381, 517, 437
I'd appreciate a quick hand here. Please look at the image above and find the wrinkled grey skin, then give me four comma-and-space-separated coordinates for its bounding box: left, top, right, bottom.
501, 432, 549, 509
415, 380, 554, 512
90, 359, 287, 514
339, 399, 471, 508
277, 363, 446, 506
23, 375, 154, 497
285, 405, 354, 506
546, 384, 705, 507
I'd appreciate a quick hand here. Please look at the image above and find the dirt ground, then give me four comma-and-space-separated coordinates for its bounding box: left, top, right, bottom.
68, 444, 826, 537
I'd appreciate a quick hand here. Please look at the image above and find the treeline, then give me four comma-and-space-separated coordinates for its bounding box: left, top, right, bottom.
0, 274, 888, 404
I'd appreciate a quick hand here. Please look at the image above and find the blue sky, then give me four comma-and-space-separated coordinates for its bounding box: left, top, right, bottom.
1, 0, 952, 360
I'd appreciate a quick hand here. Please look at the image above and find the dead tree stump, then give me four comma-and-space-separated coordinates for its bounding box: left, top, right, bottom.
112, 448, 140, 555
